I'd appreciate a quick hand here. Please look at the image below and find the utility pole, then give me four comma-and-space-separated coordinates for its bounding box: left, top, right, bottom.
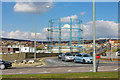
93, 0, 96, 72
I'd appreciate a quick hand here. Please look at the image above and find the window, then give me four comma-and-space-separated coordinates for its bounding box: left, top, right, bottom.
83, 54, 91, 57
78, 54, 82, 57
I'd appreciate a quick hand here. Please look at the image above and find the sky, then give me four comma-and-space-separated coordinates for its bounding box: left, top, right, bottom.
2, 2, 118, 40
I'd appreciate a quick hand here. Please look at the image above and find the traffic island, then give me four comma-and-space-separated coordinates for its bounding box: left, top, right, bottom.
12, 62, 43, 67
12, 59, 43, 67
11, 57, 57, 67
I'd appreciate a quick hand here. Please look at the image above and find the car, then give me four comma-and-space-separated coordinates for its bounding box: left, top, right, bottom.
116, 51, 120, 56
0, 59, 12, 70
58, 53, 62, 59
90, 52, 101, 58
61, 53, 74, 62
96, 54, 101, 58
74, 53, 93, 64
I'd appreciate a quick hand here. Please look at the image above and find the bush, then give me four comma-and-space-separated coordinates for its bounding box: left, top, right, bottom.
37, 48, 42, 50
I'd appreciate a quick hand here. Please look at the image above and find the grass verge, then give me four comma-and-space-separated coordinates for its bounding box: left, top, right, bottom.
2, 71, 118, 78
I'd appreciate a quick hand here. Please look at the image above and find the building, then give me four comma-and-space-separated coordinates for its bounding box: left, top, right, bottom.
21, 47, 35, 53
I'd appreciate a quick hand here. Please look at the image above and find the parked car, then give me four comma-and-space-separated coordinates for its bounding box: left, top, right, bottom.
116, 51, 120, 56
96, 54, 101, 58
61, 53, 74, 62
0, 59, 12, 70
58, 53, 62, 59
74, 53, 93, 64
73, 52, 79, 56
90, 52, 101, 58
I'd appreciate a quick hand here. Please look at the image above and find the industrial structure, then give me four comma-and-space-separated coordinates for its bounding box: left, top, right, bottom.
47, 18, 84, 53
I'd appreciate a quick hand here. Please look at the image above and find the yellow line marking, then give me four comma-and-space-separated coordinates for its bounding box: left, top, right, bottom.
39, 57, 57, 66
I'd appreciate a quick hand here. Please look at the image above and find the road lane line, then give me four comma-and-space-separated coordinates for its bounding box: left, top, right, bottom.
38, 71, 51, 73
68, 70, 72, 72
114, 68, 118, 71
19, 72, 23, 74
36, 66, 41, 67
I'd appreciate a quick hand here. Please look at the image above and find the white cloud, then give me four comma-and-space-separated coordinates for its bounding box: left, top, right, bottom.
2, 20, 118, 40
80, 12, 86, 16
62, 24, 70, 28
14, 1, 53, 14
2, 30, 45, 40
83, 20, 118, 39
61, 15, 78, 22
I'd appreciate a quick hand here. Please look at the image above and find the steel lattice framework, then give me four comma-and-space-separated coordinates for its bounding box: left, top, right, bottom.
47, 18, 84, 53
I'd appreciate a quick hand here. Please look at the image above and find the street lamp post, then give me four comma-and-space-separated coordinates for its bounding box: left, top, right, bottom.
34, 6, 51, 60
34, 15, 37, 60
93, 0, 96, 72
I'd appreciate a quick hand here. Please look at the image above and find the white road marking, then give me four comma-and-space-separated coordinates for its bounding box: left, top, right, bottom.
68, 70, 72, 72
38, 72, 51, 73
114, 68, 118, 71
19, 72, 23, 73
38, 71, 51, 73
36, 66, 41, 67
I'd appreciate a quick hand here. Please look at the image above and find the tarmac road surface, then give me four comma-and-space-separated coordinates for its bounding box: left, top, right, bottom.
1, 57, 119, 75
43, 58, 118, 67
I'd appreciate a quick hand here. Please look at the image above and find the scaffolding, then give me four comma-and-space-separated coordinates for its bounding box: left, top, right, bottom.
47, 18, 84, 53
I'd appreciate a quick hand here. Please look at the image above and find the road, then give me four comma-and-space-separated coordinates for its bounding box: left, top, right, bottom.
1, 58, 119, 75
43, 58, 118, 67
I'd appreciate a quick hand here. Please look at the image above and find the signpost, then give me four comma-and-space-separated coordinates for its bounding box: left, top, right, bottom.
109, 39, 114, 61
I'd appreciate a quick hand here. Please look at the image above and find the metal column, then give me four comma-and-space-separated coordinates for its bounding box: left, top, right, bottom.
78, 20, 81, 52
81, 24, 84, 53
70, 18, 72, 53
50, 20, 53, 53
58, 19, 61, 53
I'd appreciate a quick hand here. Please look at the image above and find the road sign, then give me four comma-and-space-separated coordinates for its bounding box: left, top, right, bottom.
109, 39, 114, 45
